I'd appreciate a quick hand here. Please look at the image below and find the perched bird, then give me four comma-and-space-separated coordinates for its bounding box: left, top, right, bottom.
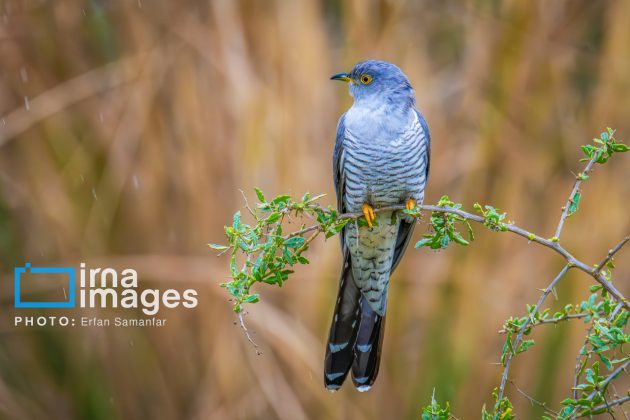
325, 60, 431, 392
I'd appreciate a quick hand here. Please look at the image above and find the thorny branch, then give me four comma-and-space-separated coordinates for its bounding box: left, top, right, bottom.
587, 395, 630, 417
498, 313, 589, 334
216, 128, 629, 417
296, 203, 629, 311
554, 155, 597, 239
497, 265, 571, 403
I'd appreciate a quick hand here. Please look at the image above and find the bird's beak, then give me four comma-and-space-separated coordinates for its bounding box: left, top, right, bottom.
331, 72, 351, 83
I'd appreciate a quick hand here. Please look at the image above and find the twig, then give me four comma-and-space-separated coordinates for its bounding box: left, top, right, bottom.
497, 265, 571, 404
570, 359, 630, 418
611, 303, 625, 321
294, 230, 321, 255
498, 313, 589, 334
610, 384, 630, 420
555, 155, 597, 240
238, 312, 262, 355
573, 326, 594, 402
597, 237, 630, 272
240, 189, 258, 220
585, 396, 630, 418
285, 224, 321, 239
587, 359, 630, 399
509, 379, 559, 417
327, 203, 629, 310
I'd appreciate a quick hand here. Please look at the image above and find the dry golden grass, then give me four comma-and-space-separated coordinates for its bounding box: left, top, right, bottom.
0, 0, 629, 418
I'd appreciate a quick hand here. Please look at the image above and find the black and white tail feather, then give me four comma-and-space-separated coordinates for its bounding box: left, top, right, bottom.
323, 221, 413, 392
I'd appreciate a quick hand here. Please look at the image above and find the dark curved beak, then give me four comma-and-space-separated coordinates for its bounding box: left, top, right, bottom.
331, 72, 351, 82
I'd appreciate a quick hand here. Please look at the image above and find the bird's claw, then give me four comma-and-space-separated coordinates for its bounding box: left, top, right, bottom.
405, 198, 416, 211
362, 203, 376, 228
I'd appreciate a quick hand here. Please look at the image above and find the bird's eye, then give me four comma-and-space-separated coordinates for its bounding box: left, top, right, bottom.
360, 74, 373, 85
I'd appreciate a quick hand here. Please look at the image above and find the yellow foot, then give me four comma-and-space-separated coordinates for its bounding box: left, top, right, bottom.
362, 203, 376, 228
405, 198, 416, 211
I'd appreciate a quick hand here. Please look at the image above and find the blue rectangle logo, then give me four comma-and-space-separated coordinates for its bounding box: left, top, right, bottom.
14, 263, 76, 308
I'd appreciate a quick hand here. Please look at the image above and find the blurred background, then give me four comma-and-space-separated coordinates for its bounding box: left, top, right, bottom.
0, 0, 629, 418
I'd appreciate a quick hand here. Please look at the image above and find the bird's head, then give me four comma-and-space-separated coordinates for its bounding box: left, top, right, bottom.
331, 60, 415, 109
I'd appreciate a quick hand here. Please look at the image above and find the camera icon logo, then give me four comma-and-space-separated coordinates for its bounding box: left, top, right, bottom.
14, 263, 76, 308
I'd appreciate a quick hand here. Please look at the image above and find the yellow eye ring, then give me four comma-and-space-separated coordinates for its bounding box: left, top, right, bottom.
359, 74, 373, 85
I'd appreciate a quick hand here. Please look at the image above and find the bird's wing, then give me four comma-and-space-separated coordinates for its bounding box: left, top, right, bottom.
418, 109, 431, 182
333, 112, 347, 214
325, 112, 362, 390
390, 109, 431, 272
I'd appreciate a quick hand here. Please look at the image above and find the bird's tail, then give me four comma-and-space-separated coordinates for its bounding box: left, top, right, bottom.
351, 298, 386, 392
324, 258, 360, 391
324, 258, 387, 392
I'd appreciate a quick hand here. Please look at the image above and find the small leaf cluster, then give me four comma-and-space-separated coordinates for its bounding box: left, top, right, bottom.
210, 189, 348, 312
503, 304, 582, 335
474, 203, 508, 232
421, 391, 452, 420
482, 388, 515, 420
415, 195, 474, 249
559, 362, 628, 417
500, 304, 591, 364
498, 284, 629, 418
581, 128, 629, 164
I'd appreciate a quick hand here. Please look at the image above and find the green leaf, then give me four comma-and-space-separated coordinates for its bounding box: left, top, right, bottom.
581, 145, 595, 158
232, 211, 241, 229
415, 238, 432, 249
599, 353, 613, 370
451, 231, 469, 246
254, 187, 266, 202
271, 195, 291, 205
465, 221, 475, 242
243, 294, 260, 304
517, 339, 535, 354
612, 143, 629, 152
209, 243, 229, 250
284, 236, 306, 248
266, 212, 282, 223
567, 191, 581, 216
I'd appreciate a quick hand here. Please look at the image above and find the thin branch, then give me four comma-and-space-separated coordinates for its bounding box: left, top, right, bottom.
610, 384, 630, 420
239, 189, 258, 220
330, 203, 629, 310
597, 237, 630, 272
592, 359, 630, 396
555, 156, 597, 239
294, 230, 321, 255
285, 224, 320, 239
497, 265, 571, 403
574, 326, 594, 401
238, 312, 262, 355
611, 303, 625, 321
570, 359, 630, 418
509, 379, 559, 417
498, 313, 589, 334
585, 395, 630, 417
